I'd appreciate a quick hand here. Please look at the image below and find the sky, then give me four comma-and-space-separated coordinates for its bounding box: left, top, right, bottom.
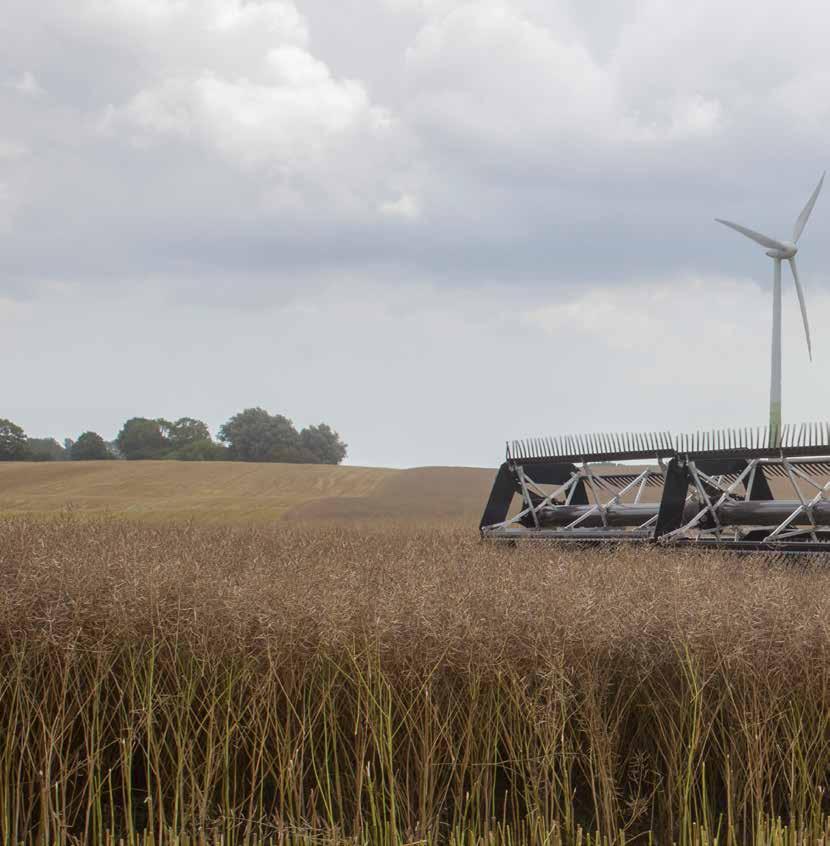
2, 0, 830, 468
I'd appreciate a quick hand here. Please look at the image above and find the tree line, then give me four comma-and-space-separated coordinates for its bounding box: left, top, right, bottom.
0, 408, 347, 464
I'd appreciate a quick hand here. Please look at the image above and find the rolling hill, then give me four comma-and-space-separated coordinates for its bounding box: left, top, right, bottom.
0, 461, 498, 525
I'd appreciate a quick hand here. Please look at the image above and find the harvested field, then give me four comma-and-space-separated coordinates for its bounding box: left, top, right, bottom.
0, 461, 495, 525
4, 515, 830, 844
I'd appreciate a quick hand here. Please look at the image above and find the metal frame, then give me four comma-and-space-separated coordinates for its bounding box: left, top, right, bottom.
481, 423, 830, 553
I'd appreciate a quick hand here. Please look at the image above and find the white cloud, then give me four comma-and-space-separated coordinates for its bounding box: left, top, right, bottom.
86, 0, 308, 47
108, 61, 392, 170
402, 0, 728, 166
380, 192, 421, 219
0, 141, 28, 159
95, 0, 402, 211
10, 71, 43, 97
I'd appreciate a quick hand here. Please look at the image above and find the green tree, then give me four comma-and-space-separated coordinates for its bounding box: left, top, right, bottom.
168, 418, 211, 451
116, 418, 170, 460
26, 437, 66, 461
172, 439, 229, 461
299, 424, 348, 465
0, 419, 27, 461
70, 431, 111, 461
218, 408, 300, 462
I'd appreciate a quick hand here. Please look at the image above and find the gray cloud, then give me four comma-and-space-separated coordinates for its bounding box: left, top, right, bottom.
2, 0, 829, 465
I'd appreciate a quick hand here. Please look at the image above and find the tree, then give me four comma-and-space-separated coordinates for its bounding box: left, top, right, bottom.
70, 431, 111, 461
168, 418, 211, 451
116, 418, 170, 460
0, 419, 27, 461
299, 424, 348, 465
171, 438, 229, 461
218, 408, 300, 462
26, 437, 66, 461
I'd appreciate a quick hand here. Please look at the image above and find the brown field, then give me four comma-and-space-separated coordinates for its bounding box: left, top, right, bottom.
0, 461, 496, 525
4, 511, 830, 845
4, 462, 830, 844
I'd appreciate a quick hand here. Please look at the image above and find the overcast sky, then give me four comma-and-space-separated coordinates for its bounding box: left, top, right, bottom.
3, 0, 830, 467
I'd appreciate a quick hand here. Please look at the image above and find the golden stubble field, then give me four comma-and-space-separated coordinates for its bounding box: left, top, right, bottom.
3, 462, 830, 845
0, 460, 496, 525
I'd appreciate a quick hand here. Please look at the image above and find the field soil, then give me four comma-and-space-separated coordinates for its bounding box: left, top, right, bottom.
0, 461, 497, 525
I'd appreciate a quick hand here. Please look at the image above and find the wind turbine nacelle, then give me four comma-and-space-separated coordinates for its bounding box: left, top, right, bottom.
766, 241, 797, 259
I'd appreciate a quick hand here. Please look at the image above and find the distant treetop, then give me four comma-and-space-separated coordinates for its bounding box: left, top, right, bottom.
0, 409, 348, 464
70, 432, 111, 461
218, 407, 347, 465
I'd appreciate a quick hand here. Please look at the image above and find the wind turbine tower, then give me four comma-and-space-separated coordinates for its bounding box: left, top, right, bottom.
715, 174, 824, 438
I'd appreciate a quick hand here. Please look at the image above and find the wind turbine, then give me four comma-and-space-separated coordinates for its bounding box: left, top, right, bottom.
715, 173, 824, 438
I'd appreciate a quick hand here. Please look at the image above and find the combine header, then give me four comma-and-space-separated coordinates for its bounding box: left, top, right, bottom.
480, 424, 830, 552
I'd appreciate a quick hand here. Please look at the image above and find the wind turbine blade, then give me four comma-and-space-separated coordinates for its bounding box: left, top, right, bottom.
793, 172, 825, 242
788, 256, 813, 361
714, 219, 787, 251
